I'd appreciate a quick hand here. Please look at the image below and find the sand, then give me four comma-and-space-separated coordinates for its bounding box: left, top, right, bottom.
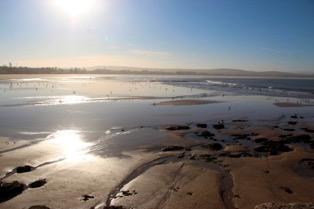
154, 99, 220, 106
274, 102, 314, 107
1, 117, 314, 209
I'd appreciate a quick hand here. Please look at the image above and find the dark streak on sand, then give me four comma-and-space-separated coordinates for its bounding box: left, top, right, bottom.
219, 166, 237, 209
102, 155, 178, 208
92, 155, 184, 209
1, 158, 64, 181
93, 151, 237, 209
0, 140, 42, 155
155, 163, 185, 209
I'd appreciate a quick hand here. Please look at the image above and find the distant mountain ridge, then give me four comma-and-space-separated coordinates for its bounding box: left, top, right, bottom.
0, 65, 313, 78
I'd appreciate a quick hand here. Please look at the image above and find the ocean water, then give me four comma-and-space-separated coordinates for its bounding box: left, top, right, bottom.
160, 77, 314, 98
0, 74, 314, 138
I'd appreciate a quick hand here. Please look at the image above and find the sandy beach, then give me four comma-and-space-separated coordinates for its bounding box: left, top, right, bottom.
0, 75, 314, 209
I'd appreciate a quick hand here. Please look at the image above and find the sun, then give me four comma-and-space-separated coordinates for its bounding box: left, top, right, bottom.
54, 0, 97, 18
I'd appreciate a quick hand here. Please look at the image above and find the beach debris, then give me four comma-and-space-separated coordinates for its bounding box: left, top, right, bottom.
15, 165, 34, 173
81, 194, 94, 201
213, 121, 225, 130
196, 130, 215, 138
165, 125, 190, 131
0, 181, 26, 203
28, 179, 47, 188
29, 206, 50, 209
161, 146, 185, 152
196, 123, 207, 128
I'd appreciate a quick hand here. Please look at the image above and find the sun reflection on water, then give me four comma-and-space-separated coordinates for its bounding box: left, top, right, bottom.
48, 130, 92, 161
50, 95, 89, 105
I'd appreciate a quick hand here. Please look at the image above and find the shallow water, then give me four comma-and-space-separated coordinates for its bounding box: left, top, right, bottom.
0, 74, 313, 140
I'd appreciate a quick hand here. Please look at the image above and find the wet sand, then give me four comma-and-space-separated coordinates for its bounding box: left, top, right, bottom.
154, 99, 220, 106
1, 116, 314, 209
274, 102, 314, 107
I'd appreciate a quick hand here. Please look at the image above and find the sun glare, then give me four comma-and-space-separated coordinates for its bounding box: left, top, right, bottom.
49, 130, 91, 161
54, 0, 97, 18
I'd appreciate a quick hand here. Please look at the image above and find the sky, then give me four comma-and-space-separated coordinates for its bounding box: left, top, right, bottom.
0, 0, 313, 72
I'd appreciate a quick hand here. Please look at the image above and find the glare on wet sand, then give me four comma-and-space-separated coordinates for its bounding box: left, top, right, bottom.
47, 130, 92, 161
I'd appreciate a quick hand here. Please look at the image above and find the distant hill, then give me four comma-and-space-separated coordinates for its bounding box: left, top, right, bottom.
89, 66, 314, 78
0, 65, 313, 78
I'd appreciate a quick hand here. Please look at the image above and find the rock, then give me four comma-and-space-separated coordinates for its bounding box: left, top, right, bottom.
220, 151, 252, 158
302, 128, 314, 133
103, 206, 125, 209
122, 190, 132, 196
290, 114, 298, 119
232, 119, 248, 122
283, 128, 295, 132
286, 134, 312, 143
279, 134, 292, 138
288, 121, 298, 125
15, 165, 34, 173
165, 125, 190, 131
197, 130, 215, 138
0, 181, 26, 203
189, 155, 196, 160
255, 138, 268, 143
81, 194, 94, 201
189, 154, 216, 162
196, 123, 207, 128
202, 143, 223, 151
213, 122, 225, 130
232, 133, 250, 140
161, 146, 185, 152
121, 190, 137, 196
28, 179, 47, 188
177, 152, 185, 158
254, 141, 293, 155
255, 202, 314, 209
280, 186, 293, 194
29, 206, 50, 209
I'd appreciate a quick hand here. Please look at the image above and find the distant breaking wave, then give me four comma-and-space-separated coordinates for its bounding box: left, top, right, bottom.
162, 78, 314, 99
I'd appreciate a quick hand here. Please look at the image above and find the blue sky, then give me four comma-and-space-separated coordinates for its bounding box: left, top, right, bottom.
0, 0, 313, 72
